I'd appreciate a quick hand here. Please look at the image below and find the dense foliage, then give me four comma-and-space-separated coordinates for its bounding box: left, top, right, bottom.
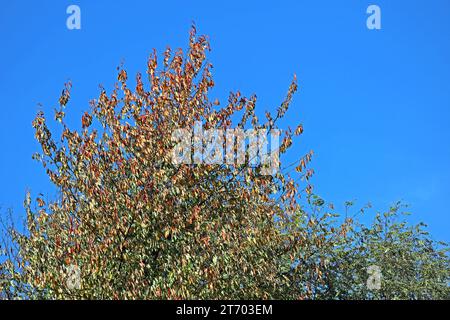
1, 28, 448, 299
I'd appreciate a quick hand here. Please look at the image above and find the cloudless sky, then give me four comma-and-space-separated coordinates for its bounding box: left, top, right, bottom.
0, 0, 449, 241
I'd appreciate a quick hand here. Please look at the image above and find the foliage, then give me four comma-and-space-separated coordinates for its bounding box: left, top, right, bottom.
283, 201, 449, 299
1, 27, 448, 300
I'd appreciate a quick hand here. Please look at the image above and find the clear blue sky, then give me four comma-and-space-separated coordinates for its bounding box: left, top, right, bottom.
0, 0, 449, 241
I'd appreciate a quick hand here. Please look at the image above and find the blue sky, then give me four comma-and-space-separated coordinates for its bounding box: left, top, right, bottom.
0, 0, 449, 241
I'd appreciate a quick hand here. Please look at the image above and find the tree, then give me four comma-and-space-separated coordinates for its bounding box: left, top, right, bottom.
1, 27, 448, 300
284, 201, 449, 299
